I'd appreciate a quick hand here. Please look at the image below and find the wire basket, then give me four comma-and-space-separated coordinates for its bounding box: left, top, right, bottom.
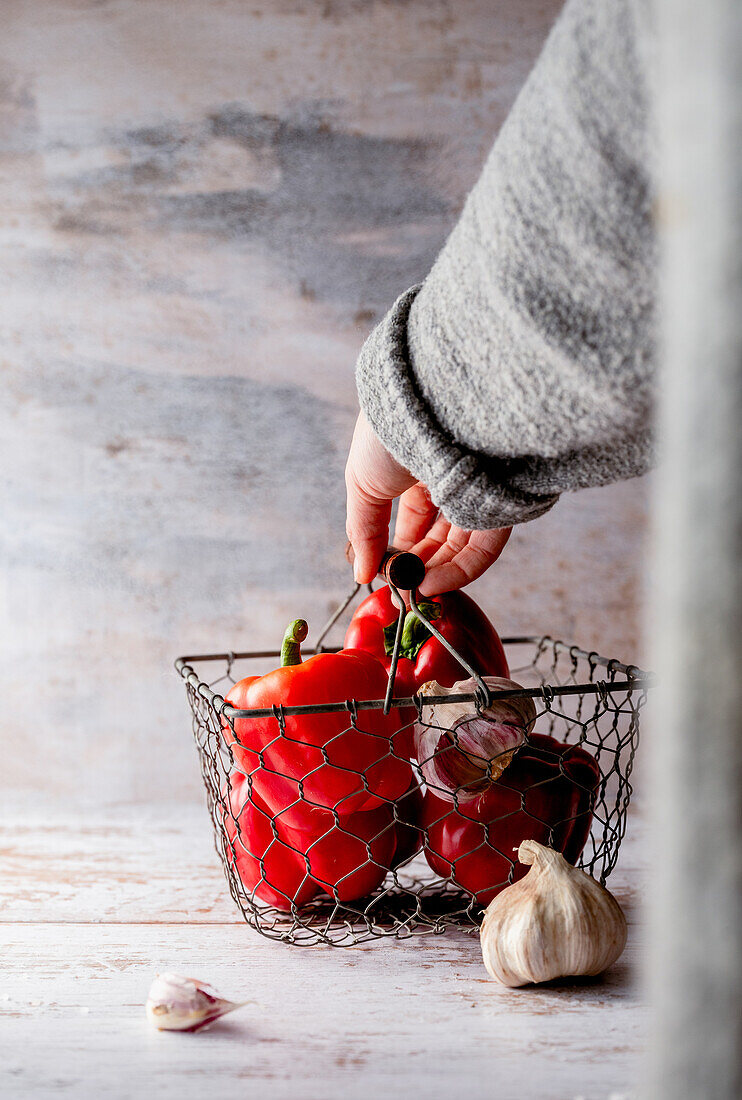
176, 554, 650, 947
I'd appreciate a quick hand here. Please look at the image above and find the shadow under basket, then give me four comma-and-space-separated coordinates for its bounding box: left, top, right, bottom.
176, 581, 650, 947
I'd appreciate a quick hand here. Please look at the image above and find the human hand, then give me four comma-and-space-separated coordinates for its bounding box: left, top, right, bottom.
344, 411, 511, 596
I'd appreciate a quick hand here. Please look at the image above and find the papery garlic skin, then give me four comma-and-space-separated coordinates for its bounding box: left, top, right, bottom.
414, 677, 537, 802
146, 973, 245, 1032
480, 840, 627, 987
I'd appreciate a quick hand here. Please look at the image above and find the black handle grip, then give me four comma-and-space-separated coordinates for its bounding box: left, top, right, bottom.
345, 542, 426, 591
378, 548, 426, 590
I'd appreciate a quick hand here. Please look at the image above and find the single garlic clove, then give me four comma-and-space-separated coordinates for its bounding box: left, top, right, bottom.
480, 839, 627, 987
414, 677, 536, 802
145, 972, 247, 1032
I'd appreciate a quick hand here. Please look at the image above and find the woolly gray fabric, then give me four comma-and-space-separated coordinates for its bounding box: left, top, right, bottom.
355, 0, 656, 530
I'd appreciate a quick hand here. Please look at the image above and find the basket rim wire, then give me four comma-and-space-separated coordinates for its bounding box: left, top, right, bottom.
176, 638, 651, 718
176, 575, 651, 946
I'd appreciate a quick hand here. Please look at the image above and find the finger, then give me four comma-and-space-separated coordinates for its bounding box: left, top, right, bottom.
422, 524, 510, 572
393, 484, 439, 550
408, 515, 452, 564
345, 476, 393, 584
421, 524, 471, 569
419, 528, 511, 595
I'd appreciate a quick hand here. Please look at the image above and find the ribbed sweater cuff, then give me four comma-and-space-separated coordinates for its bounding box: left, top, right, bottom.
355, 286, 559, 529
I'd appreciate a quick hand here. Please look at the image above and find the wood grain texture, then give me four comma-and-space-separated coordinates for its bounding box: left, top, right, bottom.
1, 923, 645, 1100
0, 810, 647, 1100
0, 806, 648, 925
0, 0, 648, 811
0, 811, 236, 925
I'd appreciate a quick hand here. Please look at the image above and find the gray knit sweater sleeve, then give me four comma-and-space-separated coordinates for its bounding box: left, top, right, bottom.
355, 0, 655, 530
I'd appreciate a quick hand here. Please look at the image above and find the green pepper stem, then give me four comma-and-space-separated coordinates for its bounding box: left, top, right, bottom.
382, 600, 442, 661
281, 619, 309, 666
400, 610, 424, 655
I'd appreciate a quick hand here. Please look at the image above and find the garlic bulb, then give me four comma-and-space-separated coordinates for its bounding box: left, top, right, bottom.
480, 840, 627, 987
414, 677, 537, 802
146, 973, 246, 1032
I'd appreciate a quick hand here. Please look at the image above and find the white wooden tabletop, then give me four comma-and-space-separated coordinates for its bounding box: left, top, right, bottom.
0, 807, 646, 1100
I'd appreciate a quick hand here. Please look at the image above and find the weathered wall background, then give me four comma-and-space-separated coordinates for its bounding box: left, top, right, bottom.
0, 0, 647, 811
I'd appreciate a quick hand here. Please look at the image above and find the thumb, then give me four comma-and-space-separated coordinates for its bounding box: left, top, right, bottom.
345, 473, 392, 584
344, 411, 415, 583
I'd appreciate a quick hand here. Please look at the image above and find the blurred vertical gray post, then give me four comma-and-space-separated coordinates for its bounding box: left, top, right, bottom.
649, 0, 742, 1097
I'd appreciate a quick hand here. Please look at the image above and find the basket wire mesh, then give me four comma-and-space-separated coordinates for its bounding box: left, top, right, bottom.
176, 576, 649, 947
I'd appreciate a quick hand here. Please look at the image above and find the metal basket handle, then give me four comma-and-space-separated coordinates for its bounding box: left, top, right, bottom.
344, 543, 492, 714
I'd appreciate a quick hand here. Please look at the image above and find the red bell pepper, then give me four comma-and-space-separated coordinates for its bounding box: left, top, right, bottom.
222, 619, 414, 831
422, 733, 601, 906
224, 771, 320, 910
343, 588, 509, 756
224, 770, 412, 910
283, 800, 396, 903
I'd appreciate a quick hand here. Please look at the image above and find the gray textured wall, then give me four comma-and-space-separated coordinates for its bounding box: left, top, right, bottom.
0, 0, 647, 811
